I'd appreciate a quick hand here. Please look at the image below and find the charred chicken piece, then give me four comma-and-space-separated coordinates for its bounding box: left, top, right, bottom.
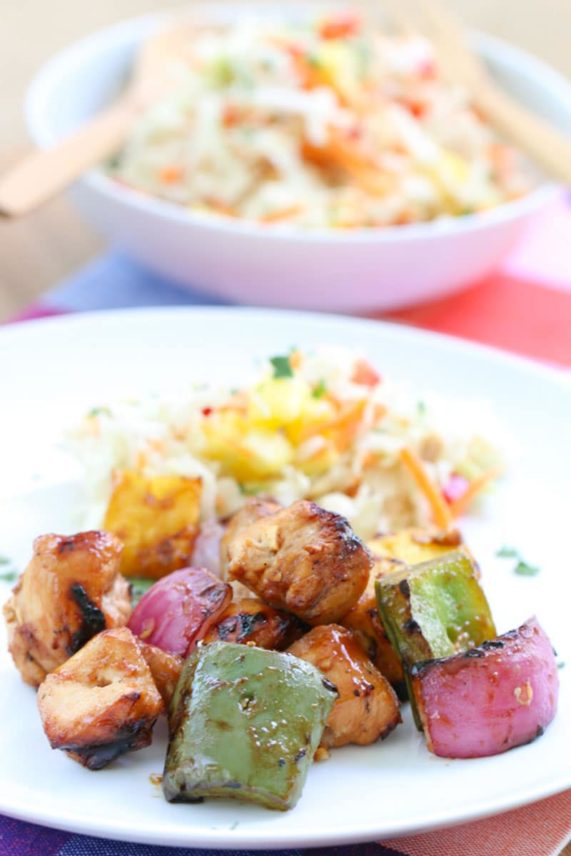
37, 627, 163, 770
219, 497, 281, 576
3, 531, 131, 687
341, 561, 406, 696
226, 500, 371, 624
138, 642, 183, 707
288, 625, 401, 748
202, 597, 306, 650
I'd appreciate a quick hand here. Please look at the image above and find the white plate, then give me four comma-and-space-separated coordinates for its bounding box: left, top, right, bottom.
0, 307, 569, 850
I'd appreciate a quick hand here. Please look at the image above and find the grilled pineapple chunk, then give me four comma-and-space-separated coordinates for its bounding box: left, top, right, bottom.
103, 470, 202, 578
341, 528, 468, 695
367, 528, 468, 568
37, 627, 163, 770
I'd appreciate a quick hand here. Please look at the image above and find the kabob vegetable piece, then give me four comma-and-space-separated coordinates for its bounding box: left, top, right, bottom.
375, 551, 495, 726
163, 641, 337, 811
410, 617, 559, 757
342, 528, 467, 697
128, 566, 231, 656
103, 471, 202, 579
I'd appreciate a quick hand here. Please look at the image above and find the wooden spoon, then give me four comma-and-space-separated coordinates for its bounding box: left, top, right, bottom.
0, 19, 195, 218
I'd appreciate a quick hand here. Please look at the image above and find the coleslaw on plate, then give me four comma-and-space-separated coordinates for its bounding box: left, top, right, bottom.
72, 346, 503, 539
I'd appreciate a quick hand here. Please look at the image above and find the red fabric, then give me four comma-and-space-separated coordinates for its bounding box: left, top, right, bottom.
376, 276, 571, 367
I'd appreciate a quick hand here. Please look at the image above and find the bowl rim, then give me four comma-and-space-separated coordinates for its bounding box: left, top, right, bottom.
25, 4, 571, 245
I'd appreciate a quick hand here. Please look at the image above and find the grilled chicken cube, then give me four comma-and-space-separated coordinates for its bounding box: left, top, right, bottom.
226, 500, 371, 624
288, 625, 400, 748
341, 528, 467, 696
203, 597, 306, 650
3, 531, 131, 687
220, 497, 281, 576
139, 642, 183, 707
37, 627, 164, 770
341, 565, 406, 696
103, 470, 202, 579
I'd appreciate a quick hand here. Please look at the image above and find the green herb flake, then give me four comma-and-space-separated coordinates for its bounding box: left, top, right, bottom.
130, 577, 154, 606
557, 661, 566, 670
0, 555, 11, 566
238, 482, 262, 497
0, 571, 17, 583
87, 406, 111, 419
496, 545, 519, 558
514, 560, 540, 577
416, 400, 427, 416
270, 355, 294, 379
312, 379, 327, 399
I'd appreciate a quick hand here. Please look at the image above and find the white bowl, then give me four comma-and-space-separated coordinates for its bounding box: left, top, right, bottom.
26, 4, 571, 312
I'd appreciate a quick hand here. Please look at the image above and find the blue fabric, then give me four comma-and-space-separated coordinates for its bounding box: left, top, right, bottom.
48, 252, 231, 312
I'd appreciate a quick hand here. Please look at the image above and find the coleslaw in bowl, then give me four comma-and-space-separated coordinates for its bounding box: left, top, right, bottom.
26, 3, 571, 310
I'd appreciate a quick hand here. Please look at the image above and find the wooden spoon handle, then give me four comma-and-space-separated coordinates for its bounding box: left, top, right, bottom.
0, 99, 137, 218
476, 84, 571, 186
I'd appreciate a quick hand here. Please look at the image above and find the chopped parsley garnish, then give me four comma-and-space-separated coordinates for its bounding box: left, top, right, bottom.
557, 661, 566, 670
312, 379, 327, 399
514, 560, 540, 577
130, 577, 154, 605
496, 546, 540, 576
0, 571, 17, 583
270, 355, 294, 379
496, 545, 519, 558
238, 482, 262, 496
416, 400, 427, 416
0, 555, 10, 565
87, 406, 111, 418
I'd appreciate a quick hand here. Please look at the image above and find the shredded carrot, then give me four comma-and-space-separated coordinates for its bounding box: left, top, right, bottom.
400, 446, 453, 530
302, 132, 390, 194
205, 198, 238, 218
158, 165, 184, 184
295, 399, 367, 451
258, 204, 304, 224
449, 468, 501, 519
289, 350, 303, 370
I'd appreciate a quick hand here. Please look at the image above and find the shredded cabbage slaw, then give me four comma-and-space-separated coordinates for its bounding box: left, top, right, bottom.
110, 12, 533, 228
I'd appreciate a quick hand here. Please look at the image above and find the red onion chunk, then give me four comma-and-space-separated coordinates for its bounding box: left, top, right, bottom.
128, 567, 231, 657
190, 521, 225, 577
411, 617, 559, 758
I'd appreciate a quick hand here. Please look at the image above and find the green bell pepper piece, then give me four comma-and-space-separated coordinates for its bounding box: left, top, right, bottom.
375, 551, 496, 728
163, 641, 337, 811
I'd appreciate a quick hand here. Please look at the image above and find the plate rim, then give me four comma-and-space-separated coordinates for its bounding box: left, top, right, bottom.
1, 304, 570, 387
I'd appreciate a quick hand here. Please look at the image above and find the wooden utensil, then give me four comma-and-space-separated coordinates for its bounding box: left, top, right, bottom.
0, 19, 193, 218
381, 0, 571, 185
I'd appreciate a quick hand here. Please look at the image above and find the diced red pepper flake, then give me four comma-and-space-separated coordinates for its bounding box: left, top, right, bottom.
351, 359, 382, 387
442, 473, 470, 505
417, 58, 437, 79
201, 407, 213, 417
319, 12, 360, 40
222, 104, 241, 128
404, 98, 427, 119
